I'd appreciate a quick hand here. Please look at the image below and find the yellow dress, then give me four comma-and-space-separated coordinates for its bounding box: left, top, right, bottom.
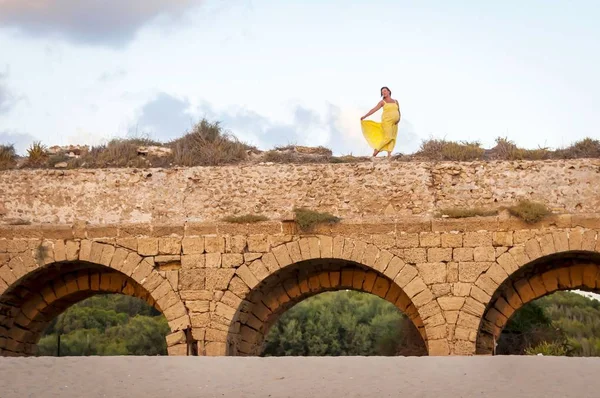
361, 101, 400, 152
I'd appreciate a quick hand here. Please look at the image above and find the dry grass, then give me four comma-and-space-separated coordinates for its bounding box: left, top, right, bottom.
329, 155, 366, 164
222, 214, 269, 223
507, 200, 551, 224
416, 139, 485, 161
438, 207, 499, 218
263, 150, 299, 163
25, 141, 48, 167
0, 144, 17, 170
554, 138, 600, 159
293, 207, 341, 232
491, 137, 551, 160
74, 137, 162, 168
170, 119, 251, 166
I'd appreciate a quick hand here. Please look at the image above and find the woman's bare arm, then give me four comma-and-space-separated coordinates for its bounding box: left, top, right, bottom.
361, 101, 384, 120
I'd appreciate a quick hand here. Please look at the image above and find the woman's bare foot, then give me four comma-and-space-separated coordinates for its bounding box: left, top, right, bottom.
387, 152, 392, 159
372, 149, 380, 157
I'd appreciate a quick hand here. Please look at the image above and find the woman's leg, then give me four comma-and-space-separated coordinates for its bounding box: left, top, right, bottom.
372, 149, 380, 157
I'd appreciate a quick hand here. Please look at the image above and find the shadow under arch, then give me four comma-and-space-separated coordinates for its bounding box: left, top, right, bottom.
226, 258, 429, 356
0, 260, 171, 356
476, 250, 600, 355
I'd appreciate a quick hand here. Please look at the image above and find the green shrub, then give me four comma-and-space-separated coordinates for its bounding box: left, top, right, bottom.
525, 341, 568, 356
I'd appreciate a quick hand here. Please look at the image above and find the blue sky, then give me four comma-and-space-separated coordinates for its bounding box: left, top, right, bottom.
0, 0, 599, 155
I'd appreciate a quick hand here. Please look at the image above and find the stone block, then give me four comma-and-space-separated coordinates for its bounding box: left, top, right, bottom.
569, 264, 585, 288
444, 311, 460, 325
181, 254, 205, 269
159, 238, 181, 255
65, 240, 80, 261
463, 297, 485, 317
373, 250, 393, 273
272, 244, 292, 267
552, 231, 569, 252
394, 264, 418, 288
452, 282, 471, 297
137, 238, 159, 256
496, 252, 518, 275
528, 274, 547, 297
179, 269, 206, 290
404, 277, 426, 298
332, 236, 345, 258
236, 264, 259, 289
362, 244, 379, 268
227, 235, 247, 254
205, 236, 225, 253
417, 263, 447, 284
493, 231, 513, 247
447, 262, 459, 283
182, 237, 204, 254
514, 279, 536, 304
412, 288, 434, 307
441, 233, 463, 248
453, 248, 473, 262
319, 236, 333, 258
222, 253, 244, 268
541, 269, 559, 292
582, 231, 597, 251
419, 232, 441, 248
396, 233, 419, 248
248, 259, 269, 282
205, 253, 222, 268
403, 248, 427, 264
428, 340, 450, 356
167, 343, 188, 356
166, 331, 186, 347
362, 271, 378, 292
438, 297, 465, 311
459, 262, 492, 282
427, 248, 453, 262
582, 264, 598, 289
494, 297, 515, 319
383, 256, 405, 281
371, 234, 395, 249
371, 276, 391, 298
485, 264, 509, 285
205, 269, 235, 290
261, 252, 280, 273
247, 235, 269, 253
463, 232, 492, 247
475, 274, 499, 296
473, 247, 496, 262
470, 285, 491, 304
524, 239, 542, 261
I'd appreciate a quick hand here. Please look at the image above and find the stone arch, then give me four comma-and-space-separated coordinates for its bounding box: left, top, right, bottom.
219, 236, 447, 356
475, 250, 600, 354
447, 229, 600, 355
0, 239, 190, 356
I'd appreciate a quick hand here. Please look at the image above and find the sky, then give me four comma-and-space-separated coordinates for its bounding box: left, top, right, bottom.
0, 0, 599, 155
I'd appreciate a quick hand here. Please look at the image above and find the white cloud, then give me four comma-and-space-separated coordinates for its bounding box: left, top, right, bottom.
0, 0, 203, 46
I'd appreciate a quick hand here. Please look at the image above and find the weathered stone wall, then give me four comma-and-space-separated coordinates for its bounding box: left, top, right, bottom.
1, 215, 599, 357
1, 159, 599, 225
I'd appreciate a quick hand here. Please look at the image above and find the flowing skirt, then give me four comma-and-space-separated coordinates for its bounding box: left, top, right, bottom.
361, 106, 400, 152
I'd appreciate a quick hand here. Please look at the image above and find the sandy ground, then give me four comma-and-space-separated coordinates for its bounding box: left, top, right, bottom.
1, 356, 599, 398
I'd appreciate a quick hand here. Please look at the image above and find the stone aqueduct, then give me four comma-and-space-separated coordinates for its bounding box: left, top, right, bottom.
0, 159, 599, 356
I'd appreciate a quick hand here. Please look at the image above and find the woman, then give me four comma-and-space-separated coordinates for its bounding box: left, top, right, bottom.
360, 86, 401, 158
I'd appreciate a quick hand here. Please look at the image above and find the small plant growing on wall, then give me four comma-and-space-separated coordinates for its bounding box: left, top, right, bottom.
508, 200, 552, 224
222, 214, 269, 223
293, 207, 341, 232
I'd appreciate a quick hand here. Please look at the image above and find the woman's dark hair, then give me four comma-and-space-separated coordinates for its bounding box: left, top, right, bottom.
380, 86, 392, 96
